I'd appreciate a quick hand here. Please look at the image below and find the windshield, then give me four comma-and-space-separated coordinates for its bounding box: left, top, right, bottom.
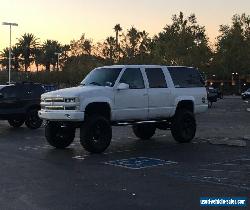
81, 68, 122, 87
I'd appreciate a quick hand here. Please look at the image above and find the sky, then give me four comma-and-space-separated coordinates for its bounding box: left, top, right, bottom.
0, 0, 250, 51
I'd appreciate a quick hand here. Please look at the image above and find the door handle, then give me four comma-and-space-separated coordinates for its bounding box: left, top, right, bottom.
143, 93, 148, 96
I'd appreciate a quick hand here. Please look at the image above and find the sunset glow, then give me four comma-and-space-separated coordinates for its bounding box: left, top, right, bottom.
1, 0, 250, 50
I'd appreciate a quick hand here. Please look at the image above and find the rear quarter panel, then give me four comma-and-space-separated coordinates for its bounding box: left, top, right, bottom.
170, 87, 208, 116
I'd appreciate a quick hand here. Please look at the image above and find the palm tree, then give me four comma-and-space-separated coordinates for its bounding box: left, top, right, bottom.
0, 48, 10, 70
33, 47, 43, 72
42, 40, 62, 71
103, 36, 116, 62
18, 33, 39, 71
127, 27, 141, 58
114, 24, 122, 49
11, 46, 21, 71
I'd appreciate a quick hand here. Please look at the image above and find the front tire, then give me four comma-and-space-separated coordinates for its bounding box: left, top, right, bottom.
25, 108, 43, 129
132, 124, 156, 140
171, 109, 196, 143
45, 122, 75, 149
8, 119, 25, 128
80, 115, 112, 154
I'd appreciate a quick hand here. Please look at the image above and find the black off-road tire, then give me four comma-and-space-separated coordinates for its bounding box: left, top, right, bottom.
80, 115, 112, 154
8, 119, 25, 128
132, 124, 156, 140
45, 122, 75, 149
171, 109, 196, 143
25, 108, 43, 129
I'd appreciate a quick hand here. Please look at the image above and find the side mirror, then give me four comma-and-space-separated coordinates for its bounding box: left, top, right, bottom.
117, 83, 129, 90
0, 93, 3, 99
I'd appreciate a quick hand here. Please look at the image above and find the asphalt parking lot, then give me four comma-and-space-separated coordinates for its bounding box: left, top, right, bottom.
0, 96, 249, 210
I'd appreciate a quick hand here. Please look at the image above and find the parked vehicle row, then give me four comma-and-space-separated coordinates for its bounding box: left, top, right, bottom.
0, 66, 208, 154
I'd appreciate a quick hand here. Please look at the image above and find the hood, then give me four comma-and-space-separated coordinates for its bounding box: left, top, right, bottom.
41, 85, 109, 98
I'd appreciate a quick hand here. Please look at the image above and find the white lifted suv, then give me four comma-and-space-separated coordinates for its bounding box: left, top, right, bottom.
39, 65, 208, 153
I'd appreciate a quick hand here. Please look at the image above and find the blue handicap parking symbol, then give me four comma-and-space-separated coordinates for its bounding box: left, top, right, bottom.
105, 157, 177, 169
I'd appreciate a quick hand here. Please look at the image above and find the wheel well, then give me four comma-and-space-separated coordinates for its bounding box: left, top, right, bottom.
176, 100, 194, 113
85, 102, 111, 120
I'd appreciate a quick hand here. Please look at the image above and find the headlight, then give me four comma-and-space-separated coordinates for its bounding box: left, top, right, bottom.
64, 97, 79, 103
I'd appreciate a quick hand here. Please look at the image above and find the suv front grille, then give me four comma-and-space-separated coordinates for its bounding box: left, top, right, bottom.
43, 106, 78, 111
45, 106, 64, 110
41, 97, 79, 111
44, 98, 64, 103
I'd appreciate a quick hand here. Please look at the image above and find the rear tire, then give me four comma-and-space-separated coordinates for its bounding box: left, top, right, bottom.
80, 115, 112, 154
45, 122, 75, 149
171, 109, 196, 143
8, 119, 25, 128
25, 108, 43, 129
132, 124, 156, 140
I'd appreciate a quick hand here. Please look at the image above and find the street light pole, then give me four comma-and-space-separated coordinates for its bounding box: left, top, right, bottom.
54, 52, 62, 71
2, 22, 18, 84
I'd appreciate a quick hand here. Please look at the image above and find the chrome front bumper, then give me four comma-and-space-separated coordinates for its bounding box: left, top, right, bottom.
38, 110, 84, 121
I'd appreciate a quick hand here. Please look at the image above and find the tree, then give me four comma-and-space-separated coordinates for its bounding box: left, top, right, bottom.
119, 27, 152, 62
18, 33, 39, 71
82, 39, 92, 55
41, 40, 62, 71
152, 12, 212, 69
103, 36, 116, 62
114, 24, 122, 49
33, 47, 43, 72
11, 46, 21, 71
0, 48, 10, 70
215, 14, 250, 79
70, 34, 92, 56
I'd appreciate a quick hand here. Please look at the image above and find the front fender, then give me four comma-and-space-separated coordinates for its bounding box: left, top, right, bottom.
81, 97, 113, 111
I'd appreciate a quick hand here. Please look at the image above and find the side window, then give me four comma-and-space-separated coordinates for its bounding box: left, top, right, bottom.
18, 85, 31, 98
145, 68, 167, 88
2, 86, 17, 98
168, 67, 204, 88
119, 68, 145, 89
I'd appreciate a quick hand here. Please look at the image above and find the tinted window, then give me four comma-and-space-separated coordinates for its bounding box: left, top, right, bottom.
81, 68, 122, 87
120, 68, 145, 89
168, 67, 204, 88
1, 86, 18, 98
31, 85, 45, 96
145, 68, 167, 88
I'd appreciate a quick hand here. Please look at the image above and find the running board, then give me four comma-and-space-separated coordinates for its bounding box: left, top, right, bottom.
113, 119, 171, 126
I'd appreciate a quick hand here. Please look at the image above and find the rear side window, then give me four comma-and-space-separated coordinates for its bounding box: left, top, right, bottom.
1, 86, 18, 98
120, 68, 145, 89
145, 68, 167, 88
168, 67, 204, 88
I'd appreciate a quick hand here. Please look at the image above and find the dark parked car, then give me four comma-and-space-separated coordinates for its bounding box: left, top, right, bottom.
241, 88, 250, 100
0, 82, 45, 129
